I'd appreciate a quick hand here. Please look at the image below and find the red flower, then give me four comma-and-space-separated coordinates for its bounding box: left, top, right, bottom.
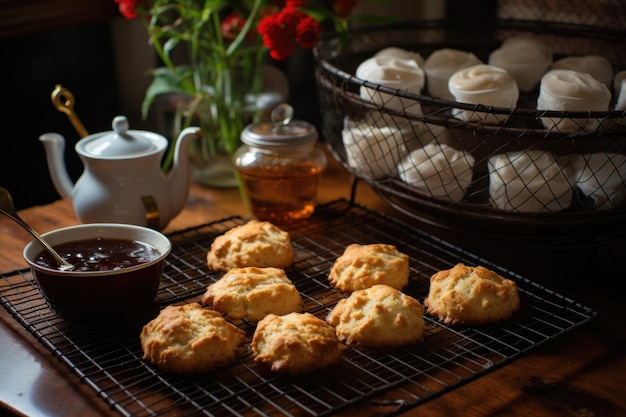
257, 14, 283, 40
268, 37, 296, 60
333, 0, 359, 19
221, 12, 246, 41
114, 0, 352, 61
258, 14, 291, 60
277, 8, 306, 37
114, 0, 142, 19
296, 16, 322, 49
285, 0, 306, 8
258, 2, 322, 61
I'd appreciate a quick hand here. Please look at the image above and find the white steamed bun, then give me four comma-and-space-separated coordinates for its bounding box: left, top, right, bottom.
448, 64, 519, 124
537, 69, 611, 132
488, 36, 552, 92
488, 150, 573, 212
565, 152, 626, 210
374, 47, 425, 68
551, 55, 613, 89
424, 48, 483, 99
356, 56, 425, 116
342, 116, 418, 180
398, 141, 475, 203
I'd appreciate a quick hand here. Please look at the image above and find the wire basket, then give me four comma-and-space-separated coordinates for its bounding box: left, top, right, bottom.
314, 19, 626, 246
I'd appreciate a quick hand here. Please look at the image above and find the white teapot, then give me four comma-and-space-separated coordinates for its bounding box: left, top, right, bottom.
40, 115, 202, 230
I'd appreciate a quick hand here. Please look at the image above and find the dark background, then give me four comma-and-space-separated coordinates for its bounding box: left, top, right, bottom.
1, 21, 119, 210
0, 0, 123, 210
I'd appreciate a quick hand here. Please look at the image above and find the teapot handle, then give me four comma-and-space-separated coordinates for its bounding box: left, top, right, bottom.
141, 195, 160, 230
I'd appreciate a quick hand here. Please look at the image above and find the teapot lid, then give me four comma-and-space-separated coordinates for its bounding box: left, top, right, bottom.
79, 116, 165, 158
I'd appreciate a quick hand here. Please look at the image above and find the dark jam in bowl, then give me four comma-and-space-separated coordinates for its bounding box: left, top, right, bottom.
34, 237, 161, 272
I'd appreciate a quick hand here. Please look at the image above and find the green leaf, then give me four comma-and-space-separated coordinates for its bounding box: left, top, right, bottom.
141, 67, 192, 120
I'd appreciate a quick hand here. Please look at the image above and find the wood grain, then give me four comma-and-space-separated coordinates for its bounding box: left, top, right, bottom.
1, 150, 625, 417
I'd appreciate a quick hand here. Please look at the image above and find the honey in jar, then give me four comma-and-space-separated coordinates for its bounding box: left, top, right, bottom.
234, 104, 327, 224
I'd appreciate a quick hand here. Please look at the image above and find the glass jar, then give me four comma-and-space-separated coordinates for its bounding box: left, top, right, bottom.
234, 104, 327, 224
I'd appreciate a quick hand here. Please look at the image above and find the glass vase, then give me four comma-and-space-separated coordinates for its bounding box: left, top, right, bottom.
162, 65, 287, 188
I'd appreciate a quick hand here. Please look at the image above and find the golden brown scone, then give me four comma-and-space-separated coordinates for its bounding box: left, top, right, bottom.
140, 303, 245, 374
201, 267, 303, 321
327, 284, 425, 348
207, 220, 294, 272
424, 263, 520, 326
328, 243, 410, 293
251, 312, 343, 374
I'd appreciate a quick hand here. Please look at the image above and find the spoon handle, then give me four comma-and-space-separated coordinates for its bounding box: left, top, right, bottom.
51, 85, 89, 138
0, 208, 74, 271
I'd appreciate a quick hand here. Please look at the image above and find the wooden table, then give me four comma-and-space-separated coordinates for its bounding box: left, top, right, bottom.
1, 154, 625, 417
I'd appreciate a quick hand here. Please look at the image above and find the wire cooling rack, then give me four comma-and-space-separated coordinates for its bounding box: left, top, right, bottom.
0, 199, 597, 417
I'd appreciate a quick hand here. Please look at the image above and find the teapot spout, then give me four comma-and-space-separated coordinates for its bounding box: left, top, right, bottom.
39, 133, 75, 199
167, 127, 203, 215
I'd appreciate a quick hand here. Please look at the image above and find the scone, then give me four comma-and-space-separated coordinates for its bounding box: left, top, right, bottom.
140, 303, 245, 374
251, 312, 343, 374
327, 284, 425, 348
206, 220, 294, 272
424, 263, 520, 326
328, 244, 410, 293
201, 267, 303, 321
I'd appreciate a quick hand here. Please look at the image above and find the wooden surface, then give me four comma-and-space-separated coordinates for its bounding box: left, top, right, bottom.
1, 154, 625, 417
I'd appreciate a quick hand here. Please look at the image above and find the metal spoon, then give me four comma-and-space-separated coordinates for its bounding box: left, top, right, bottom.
0, 187, 74, 271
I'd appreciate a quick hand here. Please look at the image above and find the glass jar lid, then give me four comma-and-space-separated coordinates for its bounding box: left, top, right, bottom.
241, 104, 318, 147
